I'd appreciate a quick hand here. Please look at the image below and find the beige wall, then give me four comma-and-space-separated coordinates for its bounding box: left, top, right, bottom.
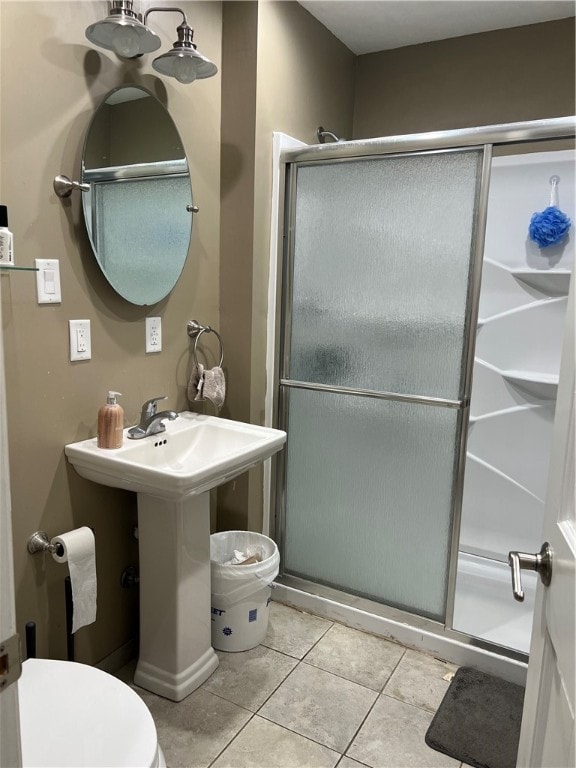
218, 0, 356, 532
354, 18, 575, 138
2, 0, 575, 667
248, 1, 356, 530
217, 1, 259, 531
0, 1, 222, 664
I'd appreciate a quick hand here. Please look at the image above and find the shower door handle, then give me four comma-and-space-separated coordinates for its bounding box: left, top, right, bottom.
507, 542, 552, 602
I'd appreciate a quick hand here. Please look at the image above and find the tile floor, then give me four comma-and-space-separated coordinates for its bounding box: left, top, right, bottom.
120, 602, 472, 768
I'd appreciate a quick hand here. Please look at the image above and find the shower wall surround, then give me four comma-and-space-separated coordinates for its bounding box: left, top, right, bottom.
453, 149, 575, 653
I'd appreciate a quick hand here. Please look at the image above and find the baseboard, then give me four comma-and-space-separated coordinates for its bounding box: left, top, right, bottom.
95, 638, 138, 675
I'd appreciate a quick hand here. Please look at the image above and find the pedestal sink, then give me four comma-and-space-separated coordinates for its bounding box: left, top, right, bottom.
65, 411, 286, 701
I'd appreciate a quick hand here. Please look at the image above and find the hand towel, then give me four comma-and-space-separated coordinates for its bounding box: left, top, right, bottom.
187, 363, 226, 409
201, 366, 226, 410
187, 362, 205, 402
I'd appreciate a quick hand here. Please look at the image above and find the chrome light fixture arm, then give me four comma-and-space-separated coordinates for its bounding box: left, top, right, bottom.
143, 6, 188, 27
144, 7, 218, 83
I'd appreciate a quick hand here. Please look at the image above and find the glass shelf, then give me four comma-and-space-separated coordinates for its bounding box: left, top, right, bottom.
0, 265, 39, 272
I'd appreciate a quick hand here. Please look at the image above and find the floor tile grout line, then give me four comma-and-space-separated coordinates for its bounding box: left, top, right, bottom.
205, 710, 257, 768
140, 604, 459, 768
296, 657, 400, 694
254, 655, 382, 760
379, 647, 408, 694
338, 675, 385, 760
260, 636, 330, 662
300, 617, 337, 658
202, 654, 311, 718
199, 640, 420, 762
261, 617, 336, 661
255, 709, 344, 758
379, 688, 443, 715
195, 684, 258, 715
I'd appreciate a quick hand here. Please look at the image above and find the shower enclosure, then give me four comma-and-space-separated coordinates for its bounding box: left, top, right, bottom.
270, 118, 575, 677
452, 148, 574, 654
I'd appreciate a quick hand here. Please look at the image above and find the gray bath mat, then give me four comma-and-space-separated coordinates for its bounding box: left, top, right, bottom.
425, 666, 525, 768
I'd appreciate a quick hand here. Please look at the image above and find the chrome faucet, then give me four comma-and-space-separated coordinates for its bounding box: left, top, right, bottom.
127, 396, 178, 440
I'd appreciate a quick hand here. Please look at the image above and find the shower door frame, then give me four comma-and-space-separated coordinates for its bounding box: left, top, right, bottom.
270, 116, 576, 664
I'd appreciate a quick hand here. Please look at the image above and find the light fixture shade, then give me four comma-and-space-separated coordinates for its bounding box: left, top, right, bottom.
152, 47, 218, 82
86, 9, 161, 57
151, 21, 217, 83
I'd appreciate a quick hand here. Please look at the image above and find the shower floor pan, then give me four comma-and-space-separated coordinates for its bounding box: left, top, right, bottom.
452, 551, 536, 654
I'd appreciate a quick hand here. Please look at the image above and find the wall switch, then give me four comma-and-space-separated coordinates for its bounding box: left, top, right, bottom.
35, 259, 61, 303
145, 317, 162, 353
69, 319, 91, 361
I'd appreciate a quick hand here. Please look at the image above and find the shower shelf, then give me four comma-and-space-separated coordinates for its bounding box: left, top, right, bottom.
510, 268, 571, 295
502, 369, 558, 399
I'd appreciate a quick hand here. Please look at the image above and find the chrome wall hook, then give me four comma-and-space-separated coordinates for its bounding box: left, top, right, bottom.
53, 175, 90, 198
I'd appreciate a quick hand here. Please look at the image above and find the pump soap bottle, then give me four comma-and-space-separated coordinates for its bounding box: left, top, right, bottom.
97, 391, 124, 449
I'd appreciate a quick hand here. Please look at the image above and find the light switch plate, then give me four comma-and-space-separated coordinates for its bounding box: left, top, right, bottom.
69, 319, 91, 361
146, 317, 162, 353
35, 259, 61, 303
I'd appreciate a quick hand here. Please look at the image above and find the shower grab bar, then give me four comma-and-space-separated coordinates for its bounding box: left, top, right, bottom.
280, 378, 467, 409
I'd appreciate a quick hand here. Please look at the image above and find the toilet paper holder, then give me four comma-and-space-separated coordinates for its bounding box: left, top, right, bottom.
27, 531, 64, 558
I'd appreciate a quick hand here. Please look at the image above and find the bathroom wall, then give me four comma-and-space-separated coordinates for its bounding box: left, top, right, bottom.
219, 0, 356, 531
2, 0, 575, 667
0, 1, 222, 664
353, 18, 575, 138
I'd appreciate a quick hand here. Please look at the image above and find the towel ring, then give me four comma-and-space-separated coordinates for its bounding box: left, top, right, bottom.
187, 320, 224, 367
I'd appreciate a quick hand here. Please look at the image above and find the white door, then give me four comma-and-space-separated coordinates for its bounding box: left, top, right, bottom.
0, 286, 22, 767
516, 274, 575, 767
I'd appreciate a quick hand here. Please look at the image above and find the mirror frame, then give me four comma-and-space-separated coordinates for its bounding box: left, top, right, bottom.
81, 85, 193, 306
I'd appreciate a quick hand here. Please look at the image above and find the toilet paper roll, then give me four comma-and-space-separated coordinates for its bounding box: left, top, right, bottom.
51, 527, 97, 634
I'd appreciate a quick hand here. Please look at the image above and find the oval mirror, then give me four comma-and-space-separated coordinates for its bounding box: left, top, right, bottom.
81, 85, 193, 305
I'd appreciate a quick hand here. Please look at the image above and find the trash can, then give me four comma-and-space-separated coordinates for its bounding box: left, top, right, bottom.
210, 531, 280, 652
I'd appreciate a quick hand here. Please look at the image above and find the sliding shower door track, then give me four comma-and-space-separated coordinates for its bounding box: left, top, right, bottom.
275, 572, 528, 666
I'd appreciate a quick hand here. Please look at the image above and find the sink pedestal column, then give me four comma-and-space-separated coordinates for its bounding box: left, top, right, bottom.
134, 491, 219, 701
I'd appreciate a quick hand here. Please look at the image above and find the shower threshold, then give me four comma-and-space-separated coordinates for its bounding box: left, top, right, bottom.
274, 573, 528, 686
452, 552, 536, 654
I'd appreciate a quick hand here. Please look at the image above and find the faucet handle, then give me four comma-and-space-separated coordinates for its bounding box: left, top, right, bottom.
141, 395, 168, 419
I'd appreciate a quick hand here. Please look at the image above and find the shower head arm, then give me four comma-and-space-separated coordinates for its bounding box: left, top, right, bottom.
317, 126, 342, 143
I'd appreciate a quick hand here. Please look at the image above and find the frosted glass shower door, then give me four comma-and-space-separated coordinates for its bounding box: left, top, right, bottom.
280, 148, 488, 622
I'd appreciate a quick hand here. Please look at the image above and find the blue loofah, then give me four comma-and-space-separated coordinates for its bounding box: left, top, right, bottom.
529, 175, 571, 249
529, 206, 571, 248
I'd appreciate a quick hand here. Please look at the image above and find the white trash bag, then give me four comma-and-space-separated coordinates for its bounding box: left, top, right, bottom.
210, 531, 280, 652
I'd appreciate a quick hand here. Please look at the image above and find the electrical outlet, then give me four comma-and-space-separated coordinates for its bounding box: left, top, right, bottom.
69, 319, 91, 361
146, 317, 162, 353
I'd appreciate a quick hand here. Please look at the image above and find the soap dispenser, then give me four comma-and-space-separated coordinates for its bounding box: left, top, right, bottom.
97, 391, 124, 449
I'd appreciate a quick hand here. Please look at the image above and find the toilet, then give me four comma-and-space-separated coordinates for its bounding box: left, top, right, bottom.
18, 658, 165, 768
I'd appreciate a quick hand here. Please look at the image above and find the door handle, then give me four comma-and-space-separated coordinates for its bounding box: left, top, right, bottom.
507, 542, 552, 602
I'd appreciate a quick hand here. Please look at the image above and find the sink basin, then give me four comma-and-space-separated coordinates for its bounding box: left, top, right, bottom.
65, 411, 286, 702
65, 411, 287, 499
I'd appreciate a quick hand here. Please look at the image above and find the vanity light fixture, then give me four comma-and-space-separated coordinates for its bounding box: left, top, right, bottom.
85, 2, 217, 84
85, 1, 161, 58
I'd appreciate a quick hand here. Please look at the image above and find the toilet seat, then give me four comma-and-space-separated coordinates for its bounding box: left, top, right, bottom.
18, 659, 164, 768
